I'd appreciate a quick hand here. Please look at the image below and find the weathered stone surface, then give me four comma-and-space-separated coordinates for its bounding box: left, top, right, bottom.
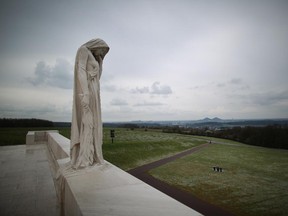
71, 38, 110, 169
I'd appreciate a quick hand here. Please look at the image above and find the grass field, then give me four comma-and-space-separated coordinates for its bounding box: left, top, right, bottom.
102, 128, 206, 170
149, 142, 288, 216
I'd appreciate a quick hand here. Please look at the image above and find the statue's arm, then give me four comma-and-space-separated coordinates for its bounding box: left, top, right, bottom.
88, 50, 102, 78
77, 47, 90, 106
99, 57, 103, 78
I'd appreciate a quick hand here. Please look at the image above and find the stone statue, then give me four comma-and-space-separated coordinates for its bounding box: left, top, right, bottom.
70, 38, 109, 169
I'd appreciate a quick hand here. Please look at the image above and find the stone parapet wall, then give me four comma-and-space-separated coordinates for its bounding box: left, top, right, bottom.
26, 131, 202, 216
26, 130, 59, 145
47, 132, 70, 160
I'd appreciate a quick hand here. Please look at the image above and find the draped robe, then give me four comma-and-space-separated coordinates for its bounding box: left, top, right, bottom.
70, 39, 109, 169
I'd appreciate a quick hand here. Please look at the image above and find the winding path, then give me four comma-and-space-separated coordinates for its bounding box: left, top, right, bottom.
127, 143, 234, 216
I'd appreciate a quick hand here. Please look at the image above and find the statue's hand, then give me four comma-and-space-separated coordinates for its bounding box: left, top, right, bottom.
82, 109, 93, 128
81, 94, 89, 109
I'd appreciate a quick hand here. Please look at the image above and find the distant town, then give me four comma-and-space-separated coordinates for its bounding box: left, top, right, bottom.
102, 117, 288, 130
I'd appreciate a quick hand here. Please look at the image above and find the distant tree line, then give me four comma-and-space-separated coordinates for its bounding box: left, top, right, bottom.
0, 118, 54, 127
163, 125, 288, 149
215, 125, 288, 149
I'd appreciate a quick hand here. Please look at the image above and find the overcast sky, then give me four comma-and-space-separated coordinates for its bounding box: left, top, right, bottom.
0, 0, 288, 122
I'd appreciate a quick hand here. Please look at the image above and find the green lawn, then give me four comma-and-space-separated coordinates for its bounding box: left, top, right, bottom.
102, 128, 206, 170
149, 143, 288, 216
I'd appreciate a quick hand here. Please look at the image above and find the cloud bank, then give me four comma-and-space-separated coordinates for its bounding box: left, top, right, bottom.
28, 59, 73, 89
0, 0, 288, 121
131, 82, 172, 95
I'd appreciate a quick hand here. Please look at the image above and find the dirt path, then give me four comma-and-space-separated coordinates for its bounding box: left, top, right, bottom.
127, 143, 234, 216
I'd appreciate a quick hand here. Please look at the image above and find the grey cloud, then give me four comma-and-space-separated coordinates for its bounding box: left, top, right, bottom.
193, 79, 248, 90
216, 78, 250, 90
0, 104, 54, 116
0, 104, 68, 121
229, 90, 288, 106
102, 85, 117, 92
251, 90, 288, 106
110, 99, 128, 106
134, 102, 165, 107
216, 83, 226, 88
28, 59, 73, 89
131, 82, 172, 95
229, 78, 243, 85
190, 85, 206, 90
28, 61, 50, 85
151, 82, 172, 95
229, 78, 250, 90
130, 86, 150, 94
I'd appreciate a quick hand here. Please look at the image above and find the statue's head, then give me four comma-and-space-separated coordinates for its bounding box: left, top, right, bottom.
91, 47, 109, 59
83, 38, 109, 59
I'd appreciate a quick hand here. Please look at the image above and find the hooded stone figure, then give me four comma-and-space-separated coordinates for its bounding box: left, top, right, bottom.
70, 38, 109, 169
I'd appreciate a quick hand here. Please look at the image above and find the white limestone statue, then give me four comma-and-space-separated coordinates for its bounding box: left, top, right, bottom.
70, 38, 109, 169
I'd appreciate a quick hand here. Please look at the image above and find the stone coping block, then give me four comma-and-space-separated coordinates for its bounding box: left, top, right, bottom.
61, 162, 202, 216
26, 130, 59, 145
48, 132, 70, 160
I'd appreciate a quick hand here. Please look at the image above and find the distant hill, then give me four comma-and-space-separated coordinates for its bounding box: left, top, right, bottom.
202, 117, 211, 121
200, 117, 222, 122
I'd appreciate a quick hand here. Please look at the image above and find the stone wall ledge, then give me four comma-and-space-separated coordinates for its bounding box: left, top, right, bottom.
47, 132, 70, 160
26, 131, 202, 216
